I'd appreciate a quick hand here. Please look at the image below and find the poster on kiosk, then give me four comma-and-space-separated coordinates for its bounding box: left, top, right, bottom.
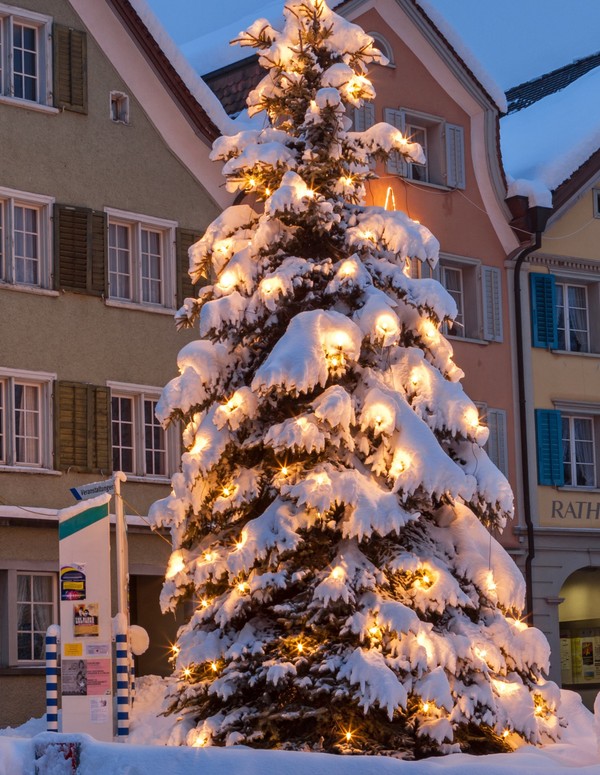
58, 493, 114, 741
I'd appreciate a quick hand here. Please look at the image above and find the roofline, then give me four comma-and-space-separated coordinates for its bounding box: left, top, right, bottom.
106, 0, 220, 145
553, 147, 600, 212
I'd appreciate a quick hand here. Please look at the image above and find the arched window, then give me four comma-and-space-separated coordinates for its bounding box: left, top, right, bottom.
368, 32, 394, 66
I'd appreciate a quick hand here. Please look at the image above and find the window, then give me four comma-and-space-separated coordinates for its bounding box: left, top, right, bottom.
0, 187, 53, 288
106, 209, 176, 308
16, 572, 56, 662
530, 273, 599, 353
562, 415, 595, 488
110, 384, 175, 479
557, 283, 589, 353
367, 31, 394, 66
437, 256, 503, 342
593, 189, 600, 218
0, 5, 51, 106
476, 404, 508, 475
536, 406, 600, 488
0, 368, 53, 468
441, 264, 464, 337
110, 90, 129, 123
383, 108, 465, 189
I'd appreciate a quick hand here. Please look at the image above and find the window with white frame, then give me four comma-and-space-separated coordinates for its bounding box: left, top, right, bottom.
383, 108, 465, 189
0, 188, 53, 288
110, 385, 175, 478
0, 5, 51, 106
106, 209, 176, 308
476, 403, 508, 476
0, 368, 53, 468
440, 263, 465, 337
110, 90, 129, 123
16, 572, 56, 662
556, 283, 589, 353
436, 256, 503, 342
562, 415, 596, 488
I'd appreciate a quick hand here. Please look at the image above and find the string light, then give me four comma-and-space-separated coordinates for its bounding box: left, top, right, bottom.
390, 451, 411, 477
465, 406, 480, 431
375, 312, 399, 338
421, 701, 430, 713
182, 667, 192, 679
248, 177, 257, 188
218, 270, 236, 291
166, 551, 185, 580
281, 466, 288, 476
345, 731, 353, 742
486, 570, 497, 593
237, 581, 248, 593
222, 486, 231, 498
200, 598, 210, 608
297, 642, 304, 653
210, 661, 218, 672
339, 260, 356, 278
501, 729, 510, 739
421, 320, 438, 340
331, 566, 345, 580
192, 732, 208, 747
190, 435, 208, 455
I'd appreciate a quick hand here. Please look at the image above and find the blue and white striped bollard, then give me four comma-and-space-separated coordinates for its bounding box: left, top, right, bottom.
45, 627, 59, 732
115, 632, 130, 737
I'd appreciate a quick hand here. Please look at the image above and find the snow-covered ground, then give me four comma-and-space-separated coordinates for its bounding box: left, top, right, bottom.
1, 677, 599, 774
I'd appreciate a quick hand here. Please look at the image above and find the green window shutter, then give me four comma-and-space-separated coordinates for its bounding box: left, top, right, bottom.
530, 273, 558, 348
53, 24, 88, 114
55, 382, 112, 473
54, 205, 106, 295
176, 228, 204, 308
535, 408, 564, 486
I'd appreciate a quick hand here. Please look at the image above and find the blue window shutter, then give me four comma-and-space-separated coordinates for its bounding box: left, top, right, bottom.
530, 273, 558, 348
535, 409, 564, 486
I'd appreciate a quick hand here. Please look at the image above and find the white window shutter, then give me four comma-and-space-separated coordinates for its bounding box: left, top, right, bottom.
353, 103, 375, 132
445, 123, 465, 189
481, 265, 503, 342
384, 108, 408, 176
486, 408, 508, 476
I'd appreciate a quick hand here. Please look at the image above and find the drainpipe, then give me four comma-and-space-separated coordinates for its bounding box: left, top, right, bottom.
507, 202, 552, 622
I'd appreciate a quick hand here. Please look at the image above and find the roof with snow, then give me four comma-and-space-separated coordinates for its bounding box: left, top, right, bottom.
501, 60, 600, 207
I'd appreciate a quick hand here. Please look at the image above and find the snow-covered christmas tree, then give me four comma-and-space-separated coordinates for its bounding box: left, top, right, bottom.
150, 0, 561, 758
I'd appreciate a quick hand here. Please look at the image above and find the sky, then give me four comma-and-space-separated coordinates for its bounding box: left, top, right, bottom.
145, 0, 600, 90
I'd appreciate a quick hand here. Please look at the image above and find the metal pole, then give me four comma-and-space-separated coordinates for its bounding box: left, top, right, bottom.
45, 626, 60, 732
113, 472, 129, 623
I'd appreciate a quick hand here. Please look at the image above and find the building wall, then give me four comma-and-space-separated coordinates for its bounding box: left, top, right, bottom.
525, 180, 600, 697
0, 0, 221, 727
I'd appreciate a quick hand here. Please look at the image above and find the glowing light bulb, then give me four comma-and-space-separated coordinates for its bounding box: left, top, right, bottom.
314, 473, 328, 486
211, 662, 218, 672
304, 188, 315, 199
374, 415, 382, 425
281, 466, 288, 476
375, 313, 398, 338
395, 133, 408, 147
331, 566, 345, 580
502, 729, 510, 739
218, 270, 236, 291
183, 667, 192, 679
222, 486, 231, 498
235, 537, 244, 550
390, 451, 411, 477
261, 277, 280, 295
465, 406, 480, 430
248, 177, 257, 188
192, 732, 207, 747
296, 417, 308, 430
422, 702, 430, 713
265, 187, 271, 196
513, 618, 528, 631
225, 395, 240, 413
339, 260, 355, 277
421, 573, 431, 586
486, 571, 497, 593
166, 551, 185, 580
421, 320, 438, 340
171, 644, 180, 656
345, 731, 352, 742
204, 551, 214, 563
368, 626, 380, 638
340, 176, 353, 187
191, 435, 208, 455
216, 239, 232, 255
297, 643, 304, 653
200, 598, 209, 608
410, 368, 421, 387
362, 229, 374, 241
237, 581, 247, 593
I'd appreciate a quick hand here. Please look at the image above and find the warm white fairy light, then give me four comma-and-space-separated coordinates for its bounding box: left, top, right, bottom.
225, 394, 241, 413
331, 566, 345, 580
512, 618, 528, 632
237, 581, 248, 593
375, 312, 399, 338
281, 465, 288, 476
190, 434, 208, 455
200, 598, 209, 608
210, 661, 218, 672
340, 176, 354, 187
486, 570, 497, 593
261, 277, 282, 295
297, 642, 304, 653
339, 260, 356, 278
215, 238, 233, 255
235, 534, 245, 551
421, 319, 438, 340
421, 701, 430, 713
465, 406, 480, 431
390, 450, 411, 477
166, 551, 185, 580
192, 731, 208, 747
204, 551, 215, 563
218, 270, 236, 291
395, 132, 408, 147
304, 188, 315, 199
182, 667, 192, 679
